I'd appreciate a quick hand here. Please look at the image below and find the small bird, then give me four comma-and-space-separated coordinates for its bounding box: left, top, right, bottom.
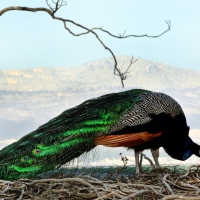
0, 89, 199, 180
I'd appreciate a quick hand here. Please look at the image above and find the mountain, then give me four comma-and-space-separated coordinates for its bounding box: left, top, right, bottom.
0, 56, 200, 140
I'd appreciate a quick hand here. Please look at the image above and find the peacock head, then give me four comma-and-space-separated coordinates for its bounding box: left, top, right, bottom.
181, 137, 200, 161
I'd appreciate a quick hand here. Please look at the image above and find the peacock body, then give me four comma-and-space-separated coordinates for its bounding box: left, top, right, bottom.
0, 89, 199, 180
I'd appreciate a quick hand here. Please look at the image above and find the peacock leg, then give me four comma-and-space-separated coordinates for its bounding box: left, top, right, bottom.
138, 152, 143, 173
151, 149, 160, 168
134, 150, 140, 175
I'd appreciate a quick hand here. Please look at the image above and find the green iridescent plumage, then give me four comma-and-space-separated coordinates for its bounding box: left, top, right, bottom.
0, 89, 147, 180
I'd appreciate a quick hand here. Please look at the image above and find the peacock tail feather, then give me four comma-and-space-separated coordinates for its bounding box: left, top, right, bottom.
0, 89, 149, 180
0, 88, 186, 180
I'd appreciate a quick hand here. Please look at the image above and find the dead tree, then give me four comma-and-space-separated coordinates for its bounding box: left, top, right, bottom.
0, 0, 171, 87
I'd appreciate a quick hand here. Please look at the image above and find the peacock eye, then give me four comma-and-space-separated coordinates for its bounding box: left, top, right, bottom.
21, 156, 29, 162
32, 149, 42, 155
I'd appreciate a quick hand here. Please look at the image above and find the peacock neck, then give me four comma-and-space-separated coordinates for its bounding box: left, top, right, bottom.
163, 136, 194, 161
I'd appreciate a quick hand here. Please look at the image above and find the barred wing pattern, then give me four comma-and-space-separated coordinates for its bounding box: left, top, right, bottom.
111, 92, 184, 132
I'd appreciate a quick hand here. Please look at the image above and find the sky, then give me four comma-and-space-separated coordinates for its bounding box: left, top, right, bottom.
0, 0, 200, 71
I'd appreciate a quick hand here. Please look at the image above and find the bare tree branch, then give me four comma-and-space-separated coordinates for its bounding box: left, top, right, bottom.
0, 2, 170, 87
46, 0, 67, 13
93, 20, 171, 39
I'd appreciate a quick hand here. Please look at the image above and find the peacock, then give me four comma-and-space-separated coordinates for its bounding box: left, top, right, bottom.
0, 89, 199, 180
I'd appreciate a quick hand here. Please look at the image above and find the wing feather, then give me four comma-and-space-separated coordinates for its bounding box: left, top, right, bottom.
94, 132, 162, 147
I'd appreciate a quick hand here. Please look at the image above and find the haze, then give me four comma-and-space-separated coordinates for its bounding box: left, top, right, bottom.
0, 1, 200, 71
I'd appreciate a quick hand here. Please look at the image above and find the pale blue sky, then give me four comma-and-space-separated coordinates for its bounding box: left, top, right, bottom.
0, 0, 200, 70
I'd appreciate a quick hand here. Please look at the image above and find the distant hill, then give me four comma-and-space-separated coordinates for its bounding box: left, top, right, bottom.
0, 56, 200, 139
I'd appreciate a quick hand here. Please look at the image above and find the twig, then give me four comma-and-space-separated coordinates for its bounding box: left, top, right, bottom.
1, 184, 10, 194
162, 195, 200, 200
96, 20, 171, 39
94, 191, 117, 200
122, 190, 152, 199
18, 184, 25, 200
162, 174, 174, 195
165, 180, 195, 191
180, 182, 200, 191
127, 183, 160, 189
150, 167, 163, 173
26, 177, 95, 188
181, 165, 200, 178
141, 153, 154, 167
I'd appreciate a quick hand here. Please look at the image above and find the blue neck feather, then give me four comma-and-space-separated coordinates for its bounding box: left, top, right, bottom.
163, 137, 193, 161
182, 149, 192, 161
